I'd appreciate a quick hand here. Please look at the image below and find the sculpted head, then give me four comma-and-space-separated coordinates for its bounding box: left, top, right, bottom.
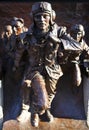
70, 24, 85, 42
30, 2, 56, 31
11, 17, 24, 35
4, 25, 13, 38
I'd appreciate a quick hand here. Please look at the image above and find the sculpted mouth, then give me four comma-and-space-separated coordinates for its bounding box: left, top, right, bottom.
39, 22, 45, 25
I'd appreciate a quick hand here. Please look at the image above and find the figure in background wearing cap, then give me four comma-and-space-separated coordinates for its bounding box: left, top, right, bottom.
11, 17, 28, 35
58, 24, 89, 93
10, 17, 28, 54
70, 24, 89, 128
12, 2, 83, 127
69, 25, 89, 127
0, 25, 14, 77
0, 25, 13, 130
69, 24, 89, 92
1, 18, 28, 62
5, 17, 29, 73
1, 25, 13, 53
0, 18, 28, 78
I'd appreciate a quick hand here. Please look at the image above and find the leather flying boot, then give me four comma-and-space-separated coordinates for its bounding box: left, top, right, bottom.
46, 109, 54, 122
31, 113, 39, 127
86, 120, 89, 128
17, 103, 30, 122
17, 109, 30, 122
86, 113, 89, 128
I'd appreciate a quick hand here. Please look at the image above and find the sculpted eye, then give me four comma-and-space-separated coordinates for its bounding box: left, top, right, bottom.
44, 15, 50, 19
36, 15, 40, 19
43, 15, 47, 18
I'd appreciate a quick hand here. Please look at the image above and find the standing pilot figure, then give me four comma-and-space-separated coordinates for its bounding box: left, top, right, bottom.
13, 2, 68, 127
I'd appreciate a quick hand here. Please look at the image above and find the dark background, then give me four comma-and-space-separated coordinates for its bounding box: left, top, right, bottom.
0, 2, 89, 43
1, 1, 89, 123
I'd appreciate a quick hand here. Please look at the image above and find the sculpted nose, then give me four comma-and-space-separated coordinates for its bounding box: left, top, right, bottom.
40, 16, 44, 21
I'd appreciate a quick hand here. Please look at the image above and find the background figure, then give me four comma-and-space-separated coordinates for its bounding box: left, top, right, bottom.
1, 25, 13, 38
1, 25, 13, 53
0, 18, 28, 128
70, 24, 89, 127
0, 24, 16, 80
10, 17, 28, 53
0, 25, 13, 130
11, 17, 28, 35
69, 24, 89, 92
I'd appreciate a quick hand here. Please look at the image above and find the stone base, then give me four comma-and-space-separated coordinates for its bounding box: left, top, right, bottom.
2, 118, 89, 130
2, 64, 87, 130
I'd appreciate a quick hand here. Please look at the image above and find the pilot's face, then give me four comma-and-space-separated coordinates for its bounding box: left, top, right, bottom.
71, 31, 83, 42
14, 21, 23, 35
34, 12, 50, 31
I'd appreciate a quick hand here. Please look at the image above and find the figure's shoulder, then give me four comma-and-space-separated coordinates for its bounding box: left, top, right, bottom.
19, 24, 34, 40
19, 32, 28, 40
82, 39, 87, 44
27, 24, 34, 34
58, 25, 67, 32
57, 25, 67, 37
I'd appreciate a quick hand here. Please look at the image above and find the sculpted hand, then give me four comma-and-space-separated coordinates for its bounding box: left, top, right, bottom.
58, 26, 67, 37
